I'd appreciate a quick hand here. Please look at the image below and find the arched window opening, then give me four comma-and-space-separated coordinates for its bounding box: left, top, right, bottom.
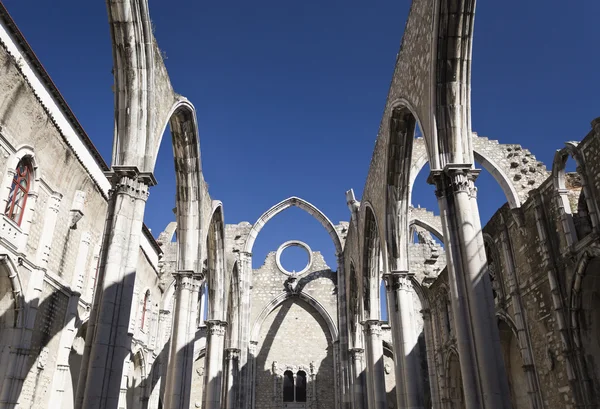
380, 280, 388, 321
349, 263, 359, 346
141, 290, 150, 330
197, 283, 208, 327
5, 157, 32, 226
553, 149, 596, 246
296, 371, 307, 402
571, 173, 593, 239
444, 298, 452, 338
283, 370, 294, 402
363, 208, 381, 320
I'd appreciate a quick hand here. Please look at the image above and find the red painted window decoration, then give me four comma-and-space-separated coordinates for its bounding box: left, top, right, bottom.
141, 290, 150, 330
5, 158, 32, 226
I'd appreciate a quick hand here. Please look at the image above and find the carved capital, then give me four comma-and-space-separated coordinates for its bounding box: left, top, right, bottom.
105, 166, 156, 201
173, 270, 203, 292
109, 176, 150, 201
348, 348, 364, 360
206, 320, 227, 337
226, 348, 240, 361
382, 272, 412, 292
362, 319, 382, 336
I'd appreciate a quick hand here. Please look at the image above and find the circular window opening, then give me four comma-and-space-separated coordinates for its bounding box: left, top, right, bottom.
280, 245, 310, 274
276, 241, 312, 276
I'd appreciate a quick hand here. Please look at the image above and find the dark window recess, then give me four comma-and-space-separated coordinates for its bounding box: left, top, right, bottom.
283, 371, 294, 402
296, 371, 307, 402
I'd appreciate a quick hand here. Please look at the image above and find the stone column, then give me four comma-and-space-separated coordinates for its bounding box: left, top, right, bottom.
163, 270, 203, 409
225, 348, 240, 409
349, 348, 366, 409
363, 320, 387, 409
204, 320, 227, 409
429, 166, 511, 409
384, 273, 423, 409
77, 169, 152, 409
336, 253, 352, 409
421, 308, 441, 409
237, 251, 253, 409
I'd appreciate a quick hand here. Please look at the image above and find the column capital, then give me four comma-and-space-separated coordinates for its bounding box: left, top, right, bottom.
173, 270, 204, 291
428, 165, 481, 197
249, 340, 258, 355
206, 319, 228, 336
105, 168, 152, 201
382, 271, 413, 291
348, 347, 364, 359
361, 319, 382, 336
225, 348, 240, 360
105, 165, 157, 186
173, 269, 205, 281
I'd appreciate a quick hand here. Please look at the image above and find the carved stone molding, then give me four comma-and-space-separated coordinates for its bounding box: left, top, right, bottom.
206, 320, 227, 337
382, 272, 412, 292
348, 348, 365, 360
226, 348, 240, 361
362, 319, 382, 336
428, 166, 481, 199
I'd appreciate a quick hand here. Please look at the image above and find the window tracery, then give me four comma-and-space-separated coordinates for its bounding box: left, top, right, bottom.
5, 157, 32, 226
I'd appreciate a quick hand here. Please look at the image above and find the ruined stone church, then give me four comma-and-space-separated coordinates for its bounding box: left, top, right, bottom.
0, 0, 598, 409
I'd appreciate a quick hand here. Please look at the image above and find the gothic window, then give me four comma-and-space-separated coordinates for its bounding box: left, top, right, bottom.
283, 370, 294, 402
141, 290, 150, 330
5, 157, 32, 226
296, 371, 307, 402
444, 298, 452, 337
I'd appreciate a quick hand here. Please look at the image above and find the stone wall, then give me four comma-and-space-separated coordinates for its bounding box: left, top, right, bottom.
422, 119, 600, 408
250, 250, 338, 408
0, 10, 167, 409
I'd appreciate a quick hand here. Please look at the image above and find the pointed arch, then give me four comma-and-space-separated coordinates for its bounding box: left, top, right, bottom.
206, 203, 226, 321
362, 204, 382, 320
227, 260, 241, 349
386, 102, 420, 272
553, 142, 598, 246
408, 137, 522, 209
409, 217, 444, 242
243, 196, 342, 257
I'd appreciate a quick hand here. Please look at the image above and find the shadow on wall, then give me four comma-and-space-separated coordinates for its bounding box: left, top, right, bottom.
254, 296, 335, 409
0, 265, 176, 409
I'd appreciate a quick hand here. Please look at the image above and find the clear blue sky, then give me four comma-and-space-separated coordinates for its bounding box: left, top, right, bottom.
4, 1, 599, 307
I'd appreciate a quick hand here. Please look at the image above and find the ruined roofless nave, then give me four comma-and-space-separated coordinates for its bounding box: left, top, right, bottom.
0, 1, 598, 409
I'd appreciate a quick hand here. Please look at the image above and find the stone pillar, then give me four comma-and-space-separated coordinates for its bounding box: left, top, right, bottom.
225, 348, 240, 409
163, 270, 203, 409
336, 253, 352, 409
248, 341, 258, 409
237, 251, 253, 409
363, 320, 387, 409
421, 308, 441, 409
204, 320, 227, 409
349, 348, 366, 409
429, 166, 511, 409
384, 273, 423, 409
77, 169, 152, 409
